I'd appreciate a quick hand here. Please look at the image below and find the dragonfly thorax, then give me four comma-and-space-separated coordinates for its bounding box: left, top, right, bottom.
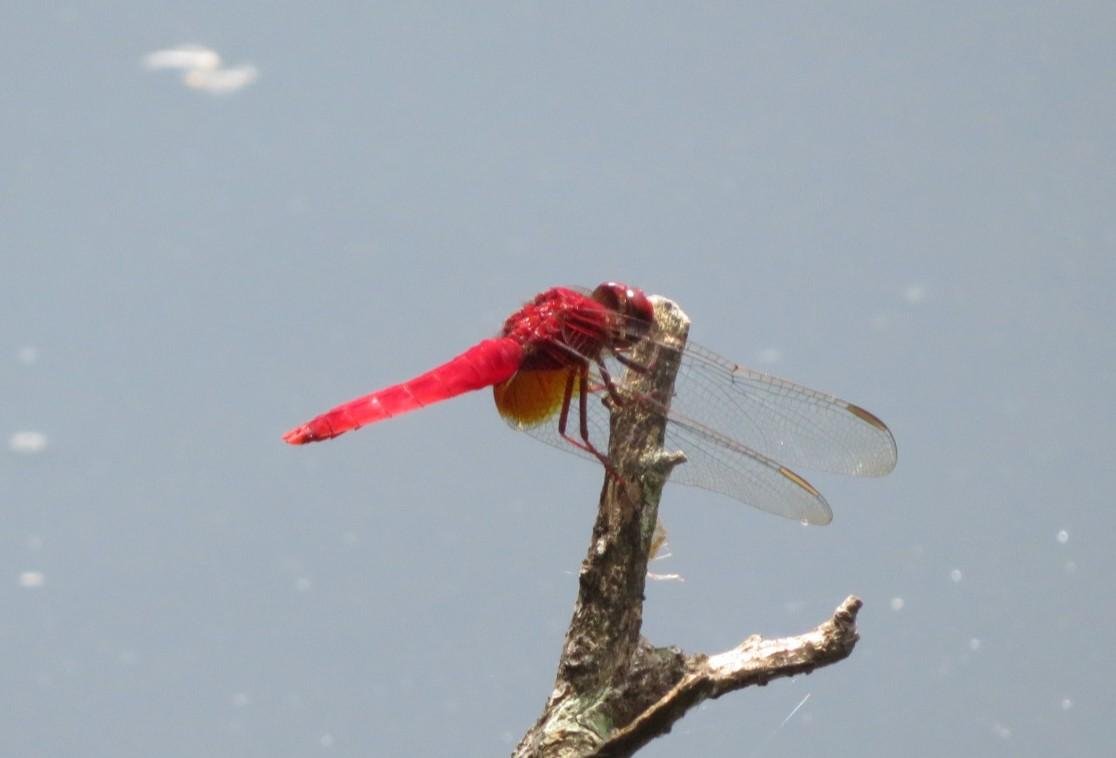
500, 287, 619, 370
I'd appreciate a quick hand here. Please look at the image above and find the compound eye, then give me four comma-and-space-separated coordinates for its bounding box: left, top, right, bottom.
624, 288, 654, 324
591, 282, 625, 312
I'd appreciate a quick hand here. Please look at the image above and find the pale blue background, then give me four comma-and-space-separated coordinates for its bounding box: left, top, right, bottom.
4, 3, 1113, 756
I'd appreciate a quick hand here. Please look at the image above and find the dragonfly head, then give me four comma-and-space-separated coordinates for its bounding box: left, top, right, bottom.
591, 282, 654, 348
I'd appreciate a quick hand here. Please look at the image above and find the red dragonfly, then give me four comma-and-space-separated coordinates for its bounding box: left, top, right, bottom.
283, 283, 896, 524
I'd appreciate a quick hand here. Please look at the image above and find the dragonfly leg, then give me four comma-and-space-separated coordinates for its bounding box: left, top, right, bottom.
596, 353, 653, 409
556, 362, 613, 472
603, 349, 672, 411
595, 357, 626, 406
557, 364, 576, 436
613, 351, 651, 374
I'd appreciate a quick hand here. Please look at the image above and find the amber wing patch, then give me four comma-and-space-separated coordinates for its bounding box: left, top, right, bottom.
493, 368, 580, 429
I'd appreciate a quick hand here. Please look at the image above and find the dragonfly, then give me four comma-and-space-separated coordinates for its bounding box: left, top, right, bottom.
283, 282, 896, 524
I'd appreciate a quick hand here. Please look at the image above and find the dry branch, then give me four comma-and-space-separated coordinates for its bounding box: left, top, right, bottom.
514, 296, 862, 758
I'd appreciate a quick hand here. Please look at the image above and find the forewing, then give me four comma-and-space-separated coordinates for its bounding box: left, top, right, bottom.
667, 342, 897, 477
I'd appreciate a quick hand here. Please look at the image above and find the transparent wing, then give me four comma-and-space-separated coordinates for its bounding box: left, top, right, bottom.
661, 414, 832, 524
668, 342, 897, 477
494, 362, 833, 524
564, 290, 898, 477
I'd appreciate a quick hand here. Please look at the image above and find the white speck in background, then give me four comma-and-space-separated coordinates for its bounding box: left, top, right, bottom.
9, 431, 48, 454
143, 44, 221, 71
16, 346, 39, 365
1056, 529, 1069, 544
183, 64, 259, 94
889, 596, 905, 611
19, 571, 45, 588
902, 284, 927, 304
949, 568, 963, 583
143, 44, 258, 95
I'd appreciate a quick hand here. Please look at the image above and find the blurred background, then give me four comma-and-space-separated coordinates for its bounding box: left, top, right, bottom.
3, 3, 1112, 756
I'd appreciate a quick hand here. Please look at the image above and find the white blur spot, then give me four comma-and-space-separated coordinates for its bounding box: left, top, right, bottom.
294, 576, 312, 592
1056, 529, 1069, 544
889, 597, 905, 611
184, 65, 259, 95
231, 692, 250, 708
1064, 560, 1078, 575
143, 44, 221, 71
143, 44, 258, 95
19, 571, 45, 588
949, 569, 963, 583
756, 347, 783, 365
647, 572, 684, 582
903, 284, 927, 304
969, 637, 982, 652
319, 733, 335, 748
1060, 697, 1073, 711
991, 721, 1012, 740
16, 346, 39, 365
9, 431, 48, 454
